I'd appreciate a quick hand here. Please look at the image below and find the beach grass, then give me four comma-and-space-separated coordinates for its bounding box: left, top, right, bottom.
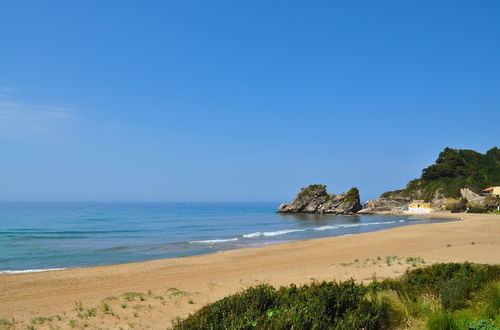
0, 318, 13, 328
121, 292, 145, 301
167, 287, 188, 298
102, 296, 118, 302
30, 316, 53, 324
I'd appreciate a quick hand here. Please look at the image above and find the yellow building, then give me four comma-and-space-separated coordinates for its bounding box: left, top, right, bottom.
407, 200, 432, 214
482, 187, 500, 196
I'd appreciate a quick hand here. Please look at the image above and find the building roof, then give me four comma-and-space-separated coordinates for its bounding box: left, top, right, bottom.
482, 187, 499, 191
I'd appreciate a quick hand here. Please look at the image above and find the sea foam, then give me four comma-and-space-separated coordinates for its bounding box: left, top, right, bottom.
190, 238, 239, 244
192, 220, 401, 244
0, 268, 66, 274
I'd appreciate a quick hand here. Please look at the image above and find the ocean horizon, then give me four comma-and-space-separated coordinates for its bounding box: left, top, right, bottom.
0, 202, 451, 273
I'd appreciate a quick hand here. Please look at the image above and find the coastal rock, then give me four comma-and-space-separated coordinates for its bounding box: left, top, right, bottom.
460, 188, 485, 203
278, 185, 362, 214
357, 196, 411, 214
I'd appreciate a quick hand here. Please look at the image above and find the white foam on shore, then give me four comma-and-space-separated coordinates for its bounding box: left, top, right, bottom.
313, 225, 339, 231
1, 268, 66, 274
262, 229, 305, 237
339, 221, 396, 228
243, 232, 262, 238
191, 220, 402, 244
243, 229, 306, 238
190, 238, 239, 244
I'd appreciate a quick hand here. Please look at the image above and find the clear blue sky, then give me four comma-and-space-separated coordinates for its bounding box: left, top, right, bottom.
1, 1, 499, 202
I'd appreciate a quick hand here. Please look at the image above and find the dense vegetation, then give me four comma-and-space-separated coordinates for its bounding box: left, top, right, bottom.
344, 187, 360, 203
382, 147, 500, 201
295, 184, 331, 200
174, 263, 500, 329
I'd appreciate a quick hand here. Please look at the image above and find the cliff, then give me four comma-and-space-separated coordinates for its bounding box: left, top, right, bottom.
278, 185, 362, 214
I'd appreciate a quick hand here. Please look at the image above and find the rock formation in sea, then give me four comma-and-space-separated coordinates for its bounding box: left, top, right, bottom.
278, 184, 362, 214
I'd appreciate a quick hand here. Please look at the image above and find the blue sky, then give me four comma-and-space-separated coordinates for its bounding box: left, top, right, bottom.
1, 1, 499, 202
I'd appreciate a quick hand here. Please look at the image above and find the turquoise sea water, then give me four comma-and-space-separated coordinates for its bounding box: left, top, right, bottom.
0, 202, 450, 273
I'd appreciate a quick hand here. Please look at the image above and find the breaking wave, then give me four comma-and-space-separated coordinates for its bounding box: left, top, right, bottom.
1, 268, 66, 274
189, 220, 401, 244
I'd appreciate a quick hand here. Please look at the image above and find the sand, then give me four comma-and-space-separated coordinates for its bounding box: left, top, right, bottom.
0, 213, 499, 329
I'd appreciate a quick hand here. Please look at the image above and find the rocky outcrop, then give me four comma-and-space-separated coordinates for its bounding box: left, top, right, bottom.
357, 196, 411, 214
460, 188, 485, 203
278, 184, 362, 214
358, 187, 487, 214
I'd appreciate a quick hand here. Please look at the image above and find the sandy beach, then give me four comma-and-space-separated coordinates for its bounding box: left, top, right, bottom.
1, 212, 499, 329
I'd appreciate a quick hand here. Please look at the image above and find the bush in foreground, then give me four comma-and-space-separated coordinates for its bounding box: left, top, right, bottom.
175, 280, 394, 329
375, 262, 500, 310
174, 263, 500, 329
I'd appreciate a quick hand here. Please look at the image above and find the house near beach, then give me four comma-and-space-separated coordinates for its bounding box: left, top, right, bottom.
406, 200, 432, 214
482, 186, 500, 196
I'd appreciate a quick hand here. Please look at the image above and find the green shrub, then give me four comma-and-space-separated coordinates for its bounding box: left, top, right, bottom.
426, 309, 460, 330
467, 319, 499, 330
175, 280, 394, 329
121, 292, 144, 301
451, 198, 468, 213
468, 204, 489, 213
0, 318, 13, 328
374, 262, 500, 311
474, 281, 500, 321
175, 263, 500, 329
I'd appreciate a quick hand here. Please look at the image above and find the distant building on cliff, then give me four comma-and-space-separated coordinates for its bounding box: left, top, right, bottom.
407, 200, 432, 214
482, 186, 500, 196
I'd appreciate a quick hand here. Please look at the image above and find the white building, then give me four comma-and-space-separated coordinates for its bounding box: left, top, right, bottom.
406, 200, 432, 214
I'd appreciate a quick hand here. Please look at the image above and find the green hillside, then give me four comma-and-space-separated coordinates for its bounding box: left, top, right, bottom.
382, 147, 500, 201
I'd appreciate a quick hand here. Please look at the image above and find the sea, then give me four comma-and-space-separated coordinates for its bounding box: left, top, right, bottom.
0, 202, 450, 273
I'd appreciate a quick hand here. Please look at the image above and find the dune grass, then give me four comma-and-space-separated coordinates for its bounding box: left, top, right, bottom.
121, 292, 145, 302
0, 318, 13, 328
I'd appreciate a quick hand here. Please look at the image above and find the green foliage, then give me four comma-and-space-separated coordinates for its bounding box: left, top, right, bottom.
468, 204, 490, 213
380, 189, 407, 198
167, 287, 187, 298
426, 309, 461, 330
296, 184, 328, 199
74, 301, 84, 312
485, 195, 500, 211
467, 319, 500, 330
175, 280, 394, 329
121, 292, 144, 301
0, 318, 13, 328
31, 316, 52, 324
86, 308, 97, 317
172, 263, 500, 329
451, 198, 468, 213
475, 282, 500, 322
382, 147, 500, 201
101, 296, 118, 302
374, 263, 500, 311
344, 187, 360, 202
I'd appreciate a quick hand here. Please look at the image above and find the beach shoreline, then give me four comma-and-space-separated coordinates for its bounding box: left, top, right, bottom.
0, 213, 454, 275
1, 212, 499, 328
